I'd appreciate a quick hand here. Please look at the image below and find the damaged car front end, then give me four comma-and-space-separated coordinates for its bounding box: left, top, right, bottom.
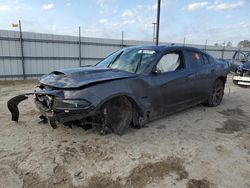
8, 66, 136, 132
229, 50, 250, 72
233, 62, 250, 87
8, 83, 99, 129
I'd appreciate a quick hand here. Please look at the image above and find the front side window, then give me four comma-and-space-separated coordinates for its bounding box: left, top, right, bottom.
156, 53, 181, 73
136, 50, 158, 74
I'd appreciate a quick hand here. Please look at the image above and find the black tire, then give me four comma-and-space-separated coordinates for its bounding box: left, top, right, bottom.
99, 96, 132, 135
203, 79, 225, 107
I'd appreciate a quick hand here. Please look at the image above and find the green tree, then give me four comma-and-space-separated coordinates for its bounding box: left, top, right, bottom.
226, 41, 232, 47
238, 40, 250, 48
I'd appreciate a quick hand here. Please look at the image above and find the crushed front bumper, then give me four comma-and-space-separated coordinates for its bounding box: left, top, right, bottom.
7, 95, 29, 122
7, 92, 95, 129
35, 99, 95, 126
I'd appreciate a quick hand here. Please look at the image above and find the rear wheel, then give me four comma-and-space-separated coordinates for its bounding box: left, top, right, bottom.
203, 79, 225, 107
97, 96, 133, 135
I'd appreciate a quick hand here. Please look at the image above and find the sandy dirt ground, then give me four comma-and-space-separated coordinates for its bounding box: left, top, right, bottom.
0, 76, 250, 188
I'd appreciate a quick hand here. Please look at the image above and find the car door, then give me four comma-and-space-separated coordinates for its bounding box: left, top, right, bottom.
183, 50, 215, 102
149, 50, 192, 117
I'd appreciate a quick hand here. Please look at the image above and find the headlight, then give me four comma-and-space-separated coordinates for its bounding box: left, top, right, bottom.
53, 99, 91, 110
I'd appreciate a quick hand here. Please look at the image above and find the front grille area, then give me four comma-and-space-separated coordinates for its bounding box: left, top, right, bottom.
35, 94, 53, 110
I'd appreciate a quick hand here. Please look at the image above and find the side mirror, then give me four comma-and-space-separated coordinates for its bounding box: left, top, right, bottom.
152, 69, 160, 75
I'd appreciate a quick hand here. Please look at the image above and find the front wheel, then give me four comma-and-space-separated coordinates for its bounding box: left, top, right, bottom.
97, 96, 133, 135
203, 79, 225, 107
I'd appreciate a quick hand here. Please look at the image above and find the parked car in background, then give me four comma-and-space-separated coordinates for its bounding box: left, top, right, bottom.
233, 61, 250, 87
229, 50, 250, 72
229, 50, 250, 87
8, 46, 229, 135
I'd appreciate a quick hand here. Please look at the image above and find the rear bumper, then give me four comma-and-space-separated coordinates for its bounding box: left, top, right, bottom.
233, 76, 250, 86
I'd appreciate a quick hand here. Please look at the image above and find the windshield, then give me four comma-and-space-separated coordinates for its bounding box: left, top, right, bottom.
235, 51, 250, 62
96, 48, 157, 74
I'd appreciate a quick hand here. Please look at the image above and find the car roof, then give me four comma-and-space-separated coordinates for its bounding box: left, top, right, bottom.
126, 45, 205, 54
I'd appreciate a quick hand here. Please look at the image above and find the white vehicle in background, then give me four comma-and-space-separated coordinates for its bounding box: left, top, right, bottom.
229, 51, 249, 72
233, 62, 250, 87
231, 51, 250, 87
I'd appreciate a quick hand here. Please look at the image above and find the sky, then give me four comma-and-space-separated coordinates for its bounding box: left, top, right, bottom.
0, 0, 249, 46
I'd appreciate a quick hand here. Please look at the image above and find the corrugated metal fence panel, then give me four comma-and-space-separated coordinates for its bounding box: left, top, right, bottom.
223, 51, 234, 59
206, 50, 223, 58
81, 59, 100, 66
0, 31, 20, 57
0, 59, 23, 78
80, 37, 123, 66
82, 37, 118, 58
1, 29, 250, 80
125, 40, 155, 46
24, 59, 79, 79
21, 32, 79, 79
0, 30, 23, 79
22, 34, 79, 58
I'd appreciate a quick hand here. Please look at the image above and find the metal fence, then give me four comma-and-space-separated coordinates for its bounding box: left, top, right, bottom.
0, 29, 249, 80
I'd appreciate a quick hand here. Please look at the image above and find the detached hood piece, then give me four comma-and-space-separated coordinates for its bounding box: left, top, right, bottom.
40, 67, 136, 89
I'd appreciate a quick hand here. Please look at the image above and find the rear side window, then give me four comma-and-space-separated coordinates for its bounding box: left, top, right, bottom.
185, 51, 203, 68
185, 51, 210, 68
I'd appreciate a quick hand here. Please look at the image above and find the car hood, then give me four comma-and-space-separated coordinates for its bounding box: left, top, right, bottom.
40, 66, 136, 89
